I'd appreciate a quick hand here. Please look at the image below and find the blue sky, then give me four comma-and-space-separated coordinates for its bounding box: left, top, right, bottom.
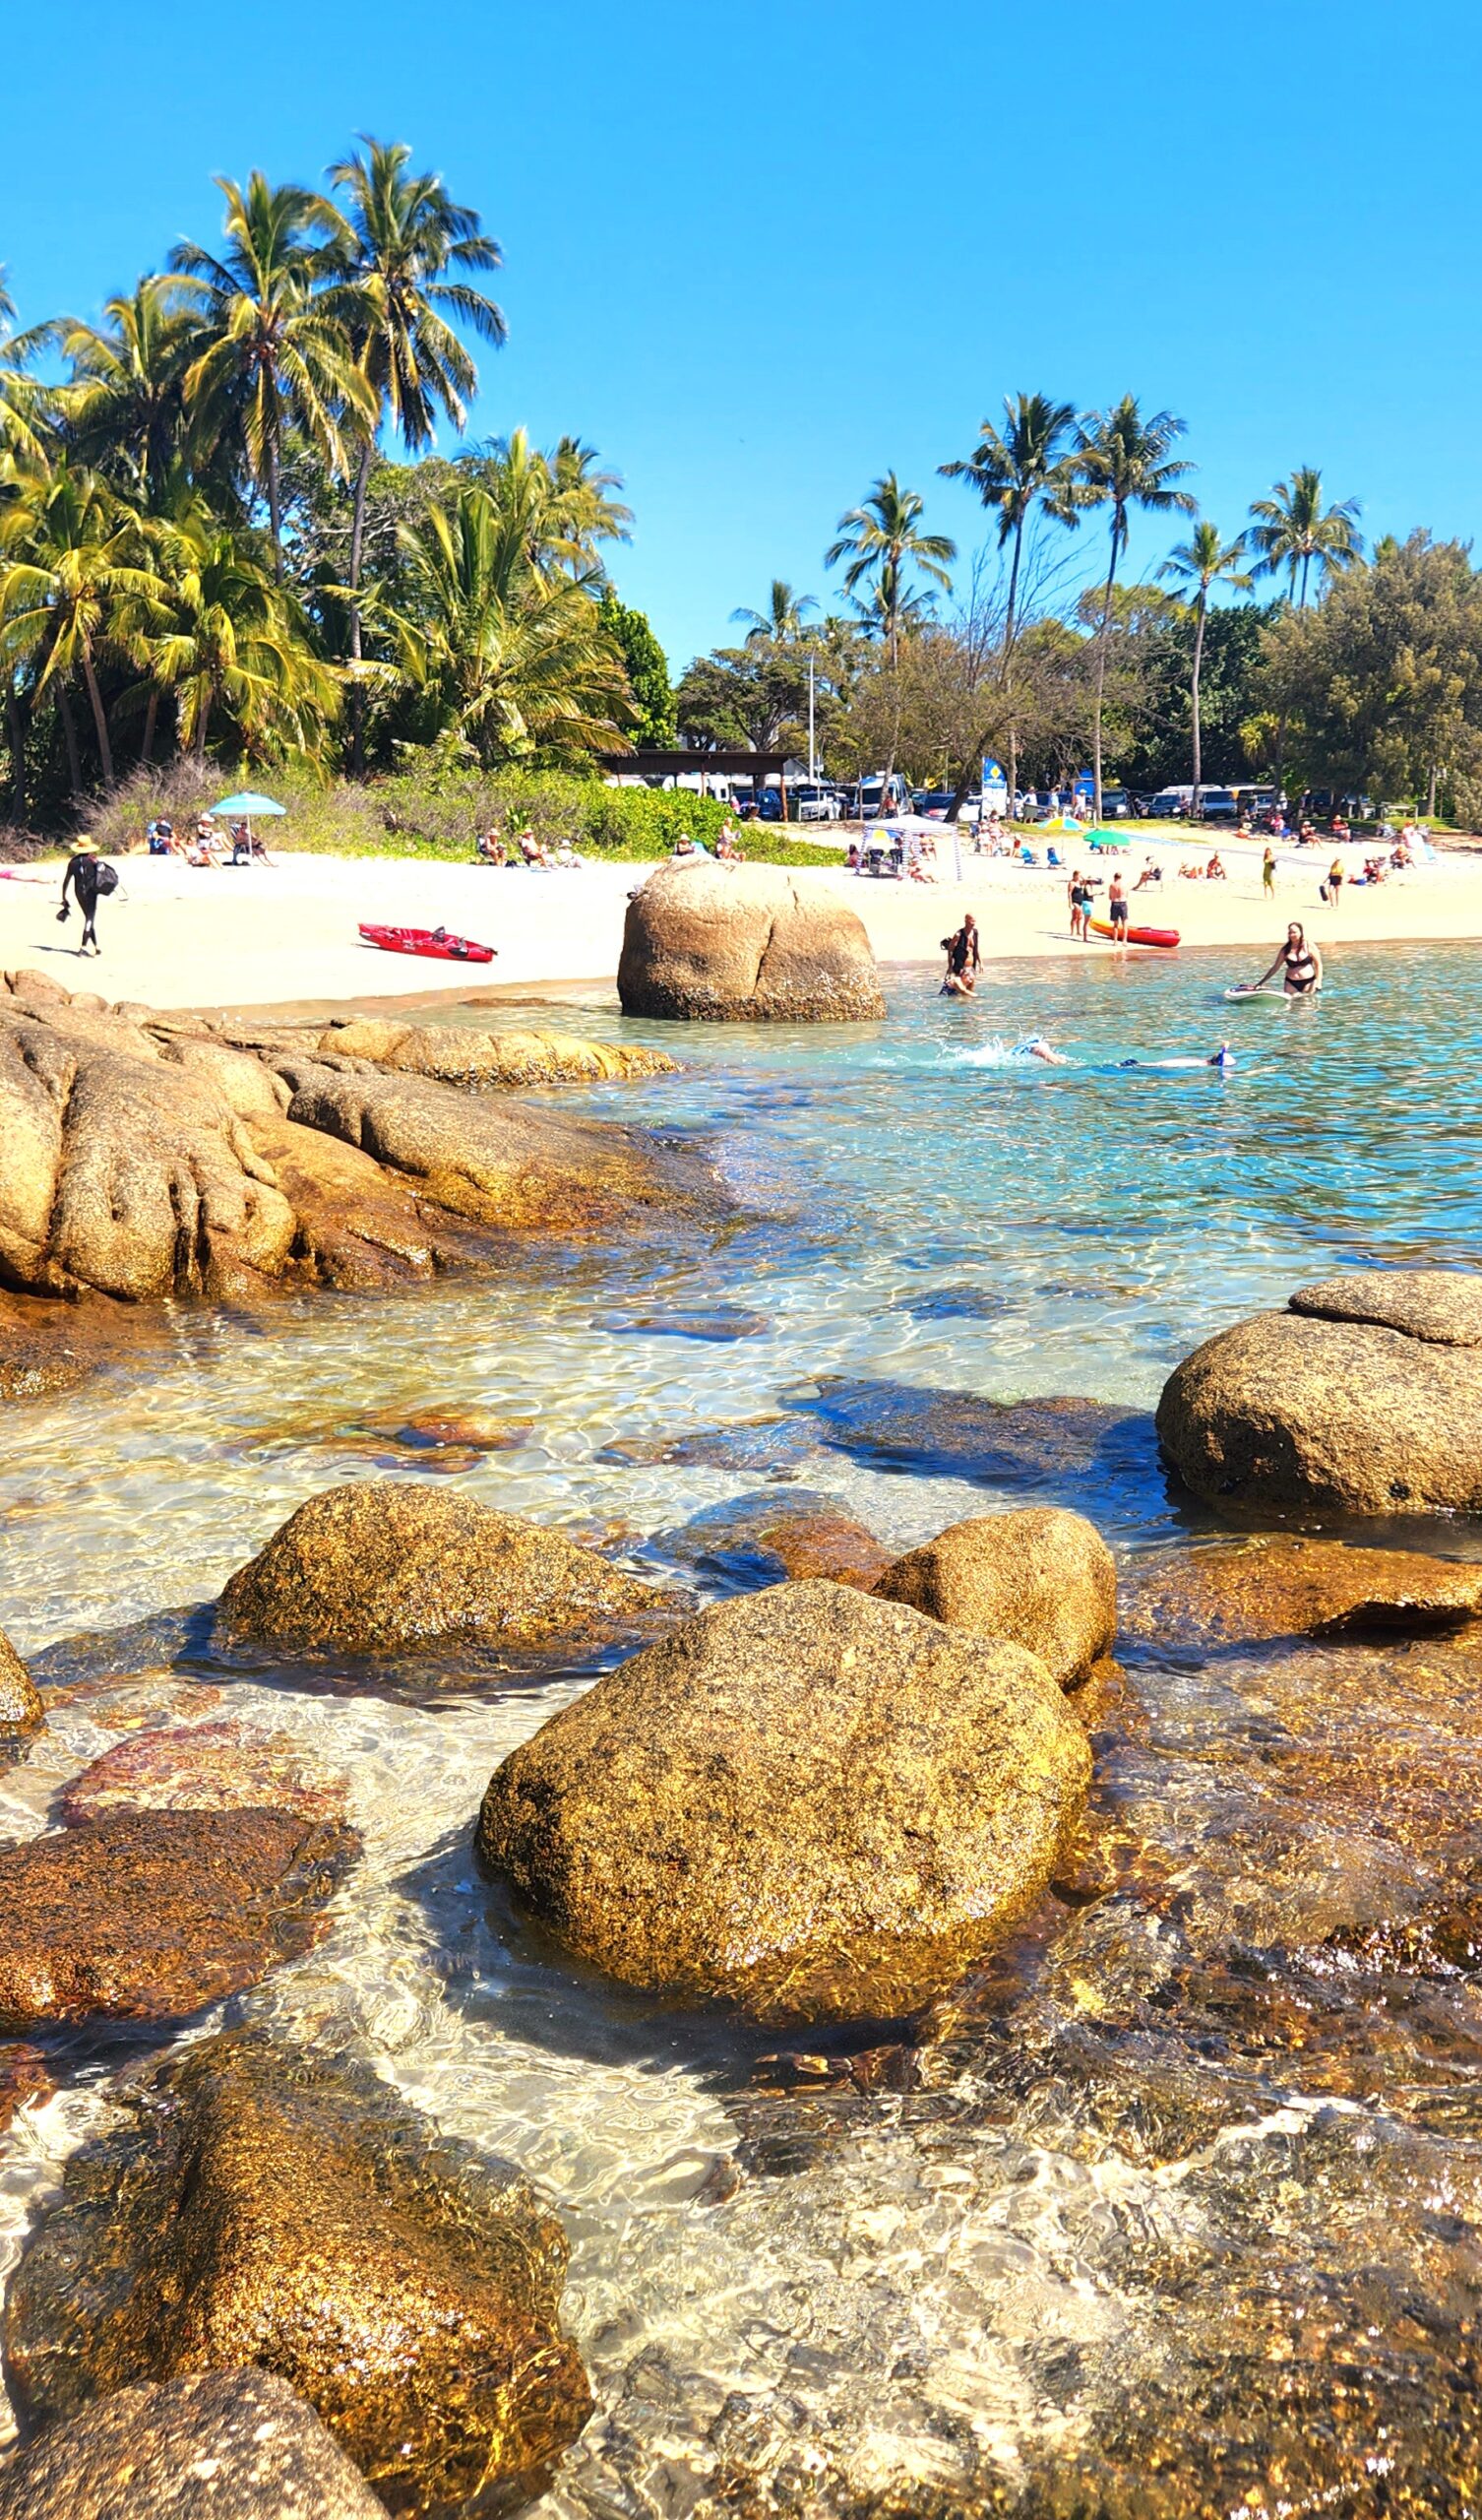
3, 0, 1476, 676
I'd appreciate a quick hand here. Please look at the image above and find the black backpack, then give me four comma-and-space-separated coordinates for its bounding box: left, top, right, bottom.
93, 861, 119, 895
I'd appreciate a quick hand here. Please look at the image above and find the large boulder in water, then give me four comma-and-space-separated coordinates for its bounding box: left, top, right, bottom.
1122, 1534, 1482, 1647
216, 1480, 662, 1658
617, 860, 885, 1022
479, 1579, 1090, 2023
4, 2030, 591, 2516
1157, 1271, 1482, 1515
874, 1506, 1117, 1687
0, 2368, 386, 2520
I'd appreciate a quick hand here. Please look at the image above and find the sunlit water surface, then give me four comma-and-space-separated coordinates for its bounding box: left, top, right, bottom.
1, 941, 1481, 2512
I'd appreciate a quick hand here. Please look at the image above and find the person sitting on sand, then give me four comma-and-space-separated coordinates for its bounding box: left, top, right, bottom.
715, 827, 745, 863
1331, 814, 1351, 843
671, 830, 710, 862
845, 841, 862, 870
908, 851, 937, 883
1205, 851, 1227, 880
1133, 858, 1162, 891
554, 841, 584, 868
518, 827, 555, 868
1179, 860, 1204, 879
475, 829, 508, 866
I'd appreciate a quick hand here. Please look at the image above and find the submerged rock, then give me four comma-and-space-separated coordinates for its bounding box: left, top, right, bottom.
216, 1480, 662, 1658
0, 1626, 42, 1733
0, 1809, 357, 2027
875, 1506, 1117, 1687
597, 1415, 819, 1475
1123, 1534, 1482, 1648
788, 1373, 1155, 1497
318, 1016, 678, 1088
1158, 1270, 1482, 1514
59, 1720, 347, 1827
617, 861, 886, 1023
0, 2367, 386, 2519
649, 1489, 891, 1592
479, 1580, 1090, 2023
5, 2031, 591, 2515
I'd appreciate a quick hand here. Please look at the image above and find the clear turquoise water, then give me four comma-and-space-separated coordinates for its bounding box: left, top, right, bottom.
1, 938, 1480, 2511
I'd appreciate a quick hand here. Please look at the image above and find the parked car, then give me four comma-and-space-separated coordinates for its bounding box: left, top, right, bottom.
1197, 788, 1239, 824
916, 788, 973, 821
1099, 788, 1132, 818
757, 788, 784, 821
846, 773, 911, 821
789, 783, 843, 823
1148, 787, 1193, 818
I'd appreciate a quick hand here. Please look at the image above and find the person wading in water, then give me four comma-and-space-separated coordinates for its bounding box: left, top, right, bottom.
58, 837, 114, 957
941, 912, 981, 994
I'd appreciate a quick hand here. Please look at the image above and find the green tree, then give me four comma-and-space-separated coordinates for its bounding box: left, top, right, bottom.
599, 590, 675, 745
1248, 466, 1362, 610
826, 472, 955, 663
56, 278, 203, 502
675, 644, 811, 755
0, 462, 156, 791
730, 579, 818, 646
0, 268, 53, 466
170, 173, 376, 576
118, 505, 337, 763
322, 137, 506, 771
1157, 521, 1251, 799
1073, 399, 1196, 818
395, 482, 629, 765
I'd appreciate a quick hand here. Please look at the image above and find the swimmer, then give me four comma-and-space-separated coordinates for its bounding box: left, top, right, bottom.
1015, 1034, 1068, 1064
1117, 1041, 1235, 1071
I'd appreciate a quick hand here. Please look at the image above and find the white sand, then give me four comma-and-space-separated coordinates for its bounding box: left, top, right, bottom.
2, 833, 1478, 1013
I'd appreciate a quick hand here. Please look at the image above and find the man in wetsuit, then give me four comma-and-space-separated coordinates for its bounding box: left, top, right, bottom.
59, 839, 105, 955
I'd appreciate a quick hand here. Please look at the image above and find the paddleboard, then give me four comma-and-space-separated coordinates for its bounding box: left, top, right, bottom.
1223, 984, 1321, 1003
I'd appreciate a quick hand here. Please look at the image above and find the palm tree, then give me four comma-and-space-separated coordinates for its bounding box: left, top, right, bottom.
119, 507, 337, 761
939, 391, 1081, 816
1248, 466, 1361, 608
395, 483, 629, 765
1074, 399, 1196, 820
0, 269, 54, 466
1157, 520, 1251, 803
0, 461, 157, 791
322, 137, 507, 769
541, 436, 632, 579
170, 173, 375, 577
826, 472, 955, 663
730, 580, 818, 647
940, 393, 1079, 664
55, 277, 202, 500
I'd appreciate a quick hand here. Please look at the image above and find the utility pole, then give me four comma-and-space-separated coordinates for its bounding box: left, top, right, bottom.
807, 656, 817, 782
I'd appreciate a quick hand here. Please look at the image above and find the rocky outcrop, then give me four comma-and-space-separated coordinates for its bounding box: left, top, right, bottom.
0, 2368, 387, 2519
649, 1489, 892, 1591
217, 1480, 663, 1658
1122, 1535, 1482, 1648
1157, 1270, 1482, 1514
59, 1720, 347, 1827
5, 2032, 591, 2515
0, 1809, 357, 2026
0, 1628, 42, 1733
617, 861, 885, 1022
874, 1507, 1117, 1687
316, 1016, 679, 1088
0, 977, 721, 1353
479, 1580, 1090, 2023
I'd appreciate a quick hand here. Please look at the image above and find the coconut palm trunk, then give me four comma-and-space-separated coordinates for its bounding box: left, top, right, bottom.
6, 684, 25, 821
1092, 531, 1119, 824
80, 648, 114, 786
347, 438, 372, 776
56, 680, 84, 799
1190, 590, 1206, 801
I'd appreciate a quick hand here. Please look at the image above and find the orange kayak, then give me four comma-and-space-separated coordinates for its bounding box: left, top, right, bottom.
1087, 918, 1180, 949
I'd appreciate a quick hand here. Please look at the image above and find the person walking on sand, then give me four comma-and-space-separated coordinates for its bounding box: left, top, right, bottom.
1321, 852, 1344, 907
58, 837, 111, 956
1106, 873, 1130, 941
1263, 845, 1276, 899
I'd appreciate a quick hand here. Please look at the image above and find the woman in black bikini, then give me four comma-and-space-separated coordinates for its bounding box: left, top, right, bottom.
1252, 920, 1323, 996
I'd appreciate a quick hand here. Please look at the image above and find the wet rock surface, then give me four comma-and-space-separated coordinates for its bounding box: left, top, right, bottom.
0, 976, 724, 1393
216, 1480, 665, 1659
875, 1506, 1117, 1687
480, 1580, 1090, 2022
0, 2367, 387, 2519
1158, 1268, 1482, 1514
618, 862, 886, 1023
5, 2031, 591, 2516
648, 1489, 892, 1592
0, 1627, 42, 1733
786, 1374, 1157, 1511
1123, 1532, 1482, 1647
0, 1809, 357, 2026
58, 1719, 348, 1826
317, 1015, 679, 1088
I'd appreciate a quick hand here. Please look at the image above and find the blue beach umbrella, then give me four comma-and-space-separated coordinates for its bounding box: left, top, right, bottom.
211, 790, 286, 816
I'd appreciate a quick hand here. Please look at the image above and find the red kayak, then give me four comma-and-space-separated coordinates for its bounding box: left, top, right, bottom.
358, 923, 497, 965
1087, 917, 1180, 949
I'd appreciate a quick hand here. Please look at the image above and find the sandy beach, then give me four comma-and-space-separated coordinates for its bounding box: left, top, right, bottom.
2, 831, 1478, 1011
